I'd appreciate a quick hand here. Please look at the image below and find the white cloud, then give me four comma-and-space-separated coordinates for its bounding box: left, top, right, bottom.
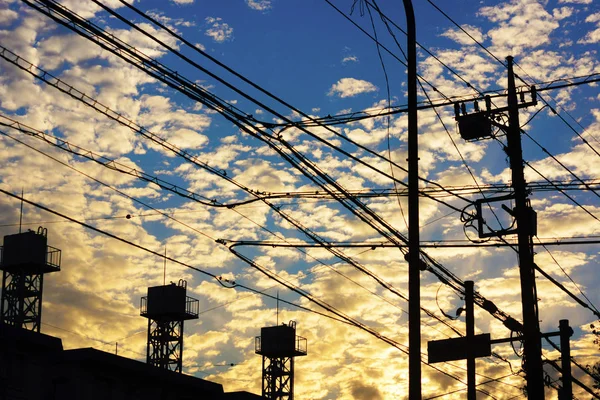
205, 17, 233, 43
171, 0, 194, 4
478, 0, 560, 55
2, 4, 600, 399
342, 55, 359, 63
579, 12, 600, 44
0, 8, 18, 25
327, 78, 377, 98
440, 24, 486, 45
246, 0, 272, 11
553, 6, 574, 20
558, 0, 592, 3
586, 13, 600, 23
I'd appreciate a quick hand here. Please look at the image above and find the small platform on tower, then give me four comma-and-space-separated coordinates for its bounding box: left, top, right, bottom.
0, 230, 61, 274
140, 281, 199, 321
255, 323, 307, 358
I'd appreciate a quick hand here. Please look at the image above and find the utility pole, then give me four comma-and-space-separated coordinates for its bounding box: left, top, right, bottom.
506, 56, 545, 399
451, 56, 543, 398
465, 281, 476, 400
402, 0, 421, 398
558, 319, 573, 400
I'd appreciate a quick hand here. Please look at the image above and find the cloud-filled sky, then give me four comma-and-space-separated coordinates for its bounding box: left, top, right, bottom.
0, 0, 599, 398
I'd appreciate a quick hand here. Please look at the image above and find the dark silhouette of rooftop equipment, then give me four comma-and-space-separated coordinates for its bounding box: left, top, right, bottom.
140, 279, 199, 373
255, 321, 307, 400
0, 227, 61, 332
453, 87, 537, 142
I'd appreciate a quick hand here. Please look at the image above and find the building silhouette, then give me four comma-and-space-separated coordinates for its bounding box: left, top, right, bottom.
0, 323, 261, 399
0, 231, 262, 399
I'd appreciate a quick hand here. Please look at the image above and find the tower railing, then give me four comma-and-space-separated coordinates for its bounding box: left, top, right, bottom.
185, 296, 199, 317
46, 246, 62, 269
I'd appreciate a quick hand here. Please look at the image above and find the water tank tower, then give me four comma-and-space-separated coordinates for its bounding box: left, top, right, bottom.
0, 227, 61, 332
255, 321, 307, 399
140, 279, 199, 373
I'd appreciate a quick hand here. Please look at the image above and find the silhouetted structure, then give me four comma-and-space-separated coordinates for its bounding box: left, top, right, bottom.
0, 228, 61, 332
255, 321, 307, 400
0, 323, 261, 399
140, 279, 199, 373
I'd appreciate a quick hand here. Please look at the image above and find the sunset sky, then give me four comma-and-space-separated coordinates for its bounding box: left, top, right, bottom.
1, 0, 600, 398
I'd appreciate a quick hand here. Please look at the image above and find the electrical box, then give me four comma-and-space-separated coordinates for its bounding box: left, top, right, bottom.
1, 231, 53, 273
525, 207, 537, 236
457, 113, 492, 141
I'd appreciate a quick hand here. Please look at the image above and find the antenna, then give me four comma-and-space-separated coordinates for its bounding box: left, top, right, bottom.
276, 290, 279, 325
19, 189, 24, 233
163, 245, 167, 285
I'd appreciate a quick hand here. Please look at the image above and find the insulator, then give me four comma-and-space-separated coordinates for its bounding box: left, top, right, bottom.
473, 100, 480, 112
485, 95, 492, 111
403, 253, 429, 271
460, 102, 467, 116
454, 103, 461, 118
531, 85, 537, 102
503, 316, 524, 332
481, 299, 498, 314
520, 91, 526, 103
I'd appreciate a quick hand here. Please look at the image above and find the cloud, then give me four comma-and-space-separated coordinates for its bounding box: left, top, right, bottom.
0, 8, 18, 25
246, 0, 272, 11
579, 12, 600, 44
204, 17, 234, 43
350, 382, 383, 400
328, 78, 377, 98
342, 55, 358, 63
2, 3, 600, 399
478, 0, 560, 55
440, 24, 486, 45
171, 0, 194, 4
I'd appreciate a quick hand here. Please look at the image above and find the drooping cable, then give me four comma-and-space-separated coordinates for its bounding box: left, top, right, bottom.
14, 0, 526, 341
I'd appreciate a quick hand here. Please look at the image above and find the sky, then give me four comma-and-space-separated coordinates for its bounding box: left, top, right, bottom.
0, 0, 599, 398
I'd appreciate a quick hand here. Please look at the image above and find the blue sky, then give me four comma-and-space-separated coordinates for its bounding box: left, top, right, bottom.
0, 0, 600, 398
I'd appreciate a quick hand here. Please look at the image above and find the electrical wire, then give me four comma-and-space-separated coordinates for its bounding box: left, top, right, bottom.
535, 237, 600, 317
89, 0, 476, 214
7, 1, 596, 396
0, 107, 466, 341
0, 40, 485, 337
0, 187, 353, 326
0, 188, 503, 392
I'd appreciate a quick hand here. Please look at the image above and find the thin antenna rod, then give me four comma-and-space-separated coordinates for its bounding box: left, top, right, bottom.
163, 245, 167, 285
19, 189, 24, 233
276, 290, 279, 325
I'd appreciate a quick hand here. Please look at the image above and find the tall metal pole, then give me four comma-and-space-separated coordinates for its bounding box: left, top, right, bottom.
506, 56, 545, 399
403, 0, 420, 398
465, 281, 476, 400
559, 319, 573, 400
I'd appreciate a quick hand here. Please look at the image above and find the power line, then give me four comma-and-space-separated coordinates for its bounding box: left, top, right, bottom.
3, 1, 596, 396
16, 3, 576, 394
0, 187, 354, 326
535, 237, 600, 317
0, 114, 465, 353
88, 0, 475, 213
0, 188, 498, 392
0, 113, 463, 336
0, 41, 483, 337
420, 0, 600, 327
